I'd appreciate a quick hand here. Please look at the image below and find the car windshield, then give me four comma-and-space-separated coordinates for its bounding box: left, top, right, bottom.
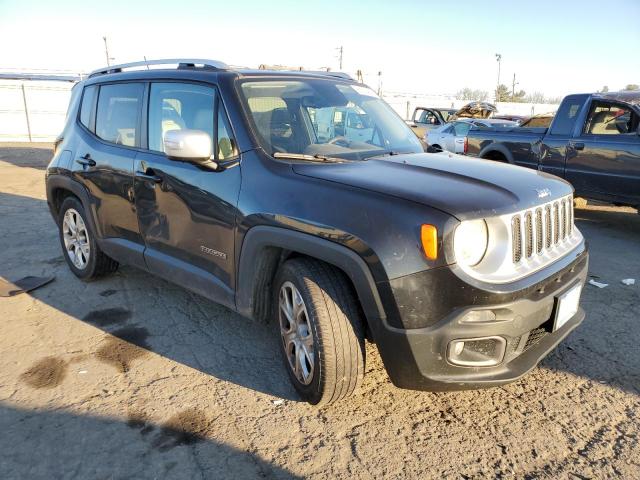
239, 79, 423, 161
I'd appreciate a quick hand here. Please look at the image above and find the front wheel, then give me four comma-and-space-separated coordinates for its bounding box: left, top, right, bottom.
274, 258, 365, 406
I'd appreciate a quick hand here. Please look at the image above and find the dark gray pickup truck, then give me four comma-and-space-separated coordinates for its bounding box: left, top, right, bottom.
466, 92, 640, 210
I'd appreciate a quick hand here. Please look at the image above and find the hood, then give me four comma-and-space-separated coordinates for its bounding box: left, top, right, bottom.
292, 152, 573, 220
451, 101, 498, 119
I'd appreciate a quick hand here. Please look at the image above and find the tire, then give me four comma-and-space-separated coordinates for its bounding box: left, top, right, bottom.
58, 196, 118, 280
273, 258, 365, 406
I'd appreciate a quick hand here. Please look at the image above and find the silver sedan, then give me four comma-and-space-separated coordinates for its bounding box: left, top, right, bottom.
426, 118, 517, 154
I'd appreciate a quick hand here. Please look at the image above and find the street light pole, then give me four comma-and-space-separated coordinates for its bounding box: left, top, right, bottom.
495, 53, 502, 102
103, 36, 111, 66
336, 46, 343, 70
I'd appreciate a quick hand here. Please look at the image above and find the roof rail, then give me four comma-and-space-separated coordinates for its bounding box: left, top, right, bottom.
88, 58, 229, 78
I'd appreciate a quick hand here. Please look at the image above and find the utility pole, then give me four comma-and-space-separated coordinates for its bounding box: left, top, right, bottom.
377, 71, 382, 96
511, 73, 519, 101
495, 53, 502, 102
103, 36, 112, 66
336, 46, 343, 70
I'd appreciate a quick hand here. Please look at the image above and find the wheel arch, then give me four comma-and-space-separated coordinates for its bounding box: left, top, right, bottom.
46, 174, 102, 238
236, 226, 386, 332
479, 144, 514, 163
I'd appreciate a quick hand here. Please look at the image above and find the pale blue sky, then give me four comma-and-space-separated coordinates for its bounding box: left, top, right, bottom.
1, 0, 638, 96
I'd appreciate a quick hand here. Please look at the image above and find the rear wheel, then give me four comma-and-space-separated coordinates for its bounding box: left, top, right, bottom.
274, 258, 365, 406
58, 196, 118, 280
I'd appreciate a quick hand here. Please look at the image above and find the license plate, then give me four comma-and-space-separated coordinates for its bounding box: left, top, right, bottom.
554, 283, 582, 331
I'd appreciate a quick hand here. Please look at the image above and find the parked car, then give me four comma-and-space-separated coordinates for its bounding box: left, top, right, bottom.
426, 118, 518, 154
47, 59, 588, 405
448, 101, 498, 121
406, 107, 457, 138
466, 92, 640, 210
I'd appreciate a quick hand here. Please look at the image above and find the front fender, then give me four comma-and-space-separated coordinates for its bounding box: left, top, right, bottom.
235, 225, 386, 326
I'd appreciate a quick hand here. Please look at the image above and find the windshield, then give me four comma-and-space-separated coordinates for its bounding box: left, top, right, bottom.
239, 79, 423, 160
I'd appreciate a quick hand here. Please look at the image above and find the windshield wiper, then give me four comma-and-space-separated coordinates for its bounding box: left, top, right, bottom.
273, 152, 343, 163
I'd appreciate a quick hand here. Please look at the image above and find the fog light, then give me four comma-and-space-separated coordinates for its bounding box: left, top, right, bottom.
461, 310, 497, 323
448, 336, 506, 367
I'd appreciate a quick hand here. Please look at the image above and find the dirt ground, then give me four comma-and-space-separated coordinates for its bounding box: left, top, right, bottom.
0, 143, 638, 479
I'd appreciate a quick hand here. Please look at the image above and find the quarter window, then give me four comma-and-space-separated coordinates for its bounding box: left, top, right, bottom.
79, 85, 97, 130
95, 83, 143, 147
217, 108, 237, 160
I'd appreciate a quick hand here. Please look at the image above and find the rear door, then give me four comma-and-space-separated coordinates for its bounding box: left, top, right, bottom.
564, 100, 640, 204
134, 81, 241, 307
72, 82, 146, 267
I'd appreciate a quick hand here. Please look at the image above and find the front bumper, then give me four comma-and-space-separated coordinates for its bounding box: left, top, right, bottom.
372, 247, 588, 391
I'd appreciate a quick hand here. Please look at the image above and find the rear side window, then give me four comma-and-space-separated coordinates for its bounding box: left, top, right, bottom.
453, 122, 471, 136
583, 102, 639, 135
95, 83, 144, 147
549, 95, 587, 136
79, 85, 97, 130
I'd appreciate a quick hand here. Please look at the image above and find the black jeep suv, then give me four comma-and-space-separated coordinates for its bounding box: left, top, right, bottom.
46, 59, 588, 405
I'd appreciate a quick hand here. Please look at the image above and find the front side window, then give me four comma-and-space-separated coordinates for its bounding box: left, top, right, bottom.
95, 83, 143, 147
79, 85, 97, 130
583, 102, 639, 135
418, 109, 439, 125
148, 82, 216, 153
239, 79, 423, 161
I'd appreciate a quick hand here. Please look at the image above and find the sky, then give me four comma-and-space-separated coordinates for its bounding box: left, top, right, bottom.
1, 0, 639, 98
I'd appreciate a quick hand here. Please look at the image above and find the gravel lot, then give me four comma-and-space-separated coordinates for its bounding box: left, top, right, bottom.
0, 143, 638, 479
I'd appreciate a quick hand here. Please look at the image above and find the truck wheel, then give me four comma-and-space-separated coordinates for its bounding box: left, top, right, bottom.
273, 258, 365, 406
58, 196, 118, 280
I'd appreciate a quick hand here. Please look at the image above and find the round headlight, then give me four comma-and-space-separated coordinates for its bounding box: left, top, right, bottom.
454, 219, 488, 267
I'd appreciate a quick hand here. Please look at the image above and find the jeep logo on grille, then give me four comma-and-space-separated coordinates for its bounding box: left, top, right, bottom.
536, 188, 551, 199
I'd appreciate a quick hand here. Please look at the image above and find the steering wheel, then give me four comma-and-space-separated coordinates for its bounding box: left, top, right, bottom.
328, 136, 350, 147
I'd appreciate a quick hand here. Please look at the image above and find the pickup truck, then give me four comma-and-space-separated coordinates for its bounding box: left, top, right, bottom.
466, 92, 640, 210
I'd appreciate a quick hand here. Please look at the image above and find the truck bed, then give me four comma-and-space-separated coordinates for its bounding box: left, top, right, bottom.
466, 127, 547, 169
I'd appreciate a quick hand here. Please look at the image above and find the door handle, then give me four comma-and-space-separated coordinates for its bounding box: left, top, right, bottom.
76, 153, 96, 167
135, 170, 162, 184
569, 141, 585, 151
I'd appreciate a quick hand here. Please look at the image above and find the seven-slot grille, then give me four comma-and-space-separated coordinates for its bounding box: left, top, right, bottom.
512, 196, 574, 264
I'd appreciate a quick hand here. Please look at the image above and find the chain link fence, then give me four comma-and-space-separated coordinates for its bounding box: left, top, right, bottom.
0, 81, 74, 142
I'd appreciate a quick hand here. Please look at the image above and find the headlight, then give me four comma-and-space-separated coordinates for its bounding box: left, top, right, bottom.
454, 219, 488, 267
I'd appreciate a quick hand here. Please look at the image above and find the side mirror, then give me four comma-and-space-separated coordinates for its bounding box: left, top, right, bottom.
163, 129, 215, 166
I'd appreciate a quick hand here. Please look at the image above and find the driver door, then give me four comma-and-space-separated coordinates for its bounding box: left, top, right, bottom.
134, 82, 241, 307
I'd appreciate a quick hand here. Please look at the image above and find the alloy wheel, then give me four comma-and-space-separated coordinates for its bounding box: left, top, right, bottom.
279, 281, 315, 385
62, 208, 90, 270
